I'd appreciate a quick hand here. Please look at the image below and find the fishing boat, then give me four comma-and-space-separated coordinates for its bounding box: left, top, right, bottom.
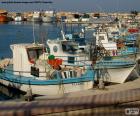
92, 28, 138, 83
0, 9, 8, 22
0, 43, 94, 96
14, 13, 24, 22
42, 10, 56, 23
31, 11, 42, 22
94, 27, 140, 57
117, 34, 140, 56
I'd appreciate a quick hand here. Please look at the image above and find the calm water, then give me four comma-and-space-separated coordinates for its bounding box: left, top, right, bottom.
0, 22, 62, 58
0, 21, 92, 100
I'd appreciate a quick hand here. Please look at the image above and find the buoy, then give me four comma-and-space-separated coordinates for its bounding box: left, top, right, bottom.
48, 55, 55, 60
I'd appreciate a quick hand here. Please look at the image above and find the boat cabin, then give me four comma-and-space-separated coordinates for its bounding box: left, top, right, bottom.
94, 31, 117, 56
10, 43, 54, 78
47, 40, 90, 66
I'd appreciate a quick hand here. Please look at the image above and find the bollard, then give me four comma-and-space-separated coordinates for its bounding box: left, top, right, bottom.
24, 87, 33, 101
98, 78, 105, 89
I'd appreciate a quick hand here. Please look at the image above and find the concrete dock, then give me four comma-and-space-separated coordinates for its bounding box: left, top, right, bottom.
0, 78, 140, 115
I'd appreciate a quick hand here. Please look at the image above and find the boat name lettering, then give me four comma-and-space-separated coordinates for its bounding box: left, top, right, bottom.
72, 83, 83, 85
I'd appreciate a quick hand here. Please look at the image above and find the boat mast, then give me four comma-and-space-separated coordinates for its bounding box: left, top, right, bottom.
32, 20, 36, 44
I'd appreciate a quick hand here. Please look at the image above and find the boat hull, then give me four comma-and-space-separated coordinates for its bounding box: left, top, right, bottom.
0, 79, 93, 95
42, 16, 56, 23
31, 17, 42, 22
95, 66, 137, 83
14, 16, 23, 22
0, 15, 8, 22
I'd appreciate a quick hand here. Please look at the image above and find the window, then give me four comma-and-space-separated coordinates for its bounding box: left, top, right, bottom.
27, 48, 43, 63
68, 57, 75, 64
53, 46, 58, 52
99, 36, 104, 40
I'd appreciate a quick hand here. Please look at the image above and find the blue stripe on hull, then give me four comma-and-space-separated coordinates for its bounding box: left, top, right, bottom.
0, 69, 94, 85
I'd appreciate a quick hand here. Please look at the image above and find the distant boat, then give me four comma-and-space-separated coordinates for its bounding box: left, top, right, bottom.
14, 13, 24, 22
0, 9, 8, 22
31, 11, 42, 22
0, 15, 8, 22
92, 28, 139, 83
42, 10, 56, 23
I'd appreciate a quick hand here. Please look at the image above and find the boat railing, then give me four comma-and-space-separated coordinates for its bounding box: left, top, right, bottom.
55, 55, 87, 58
95, 60, 135, 69
0, 68, 95, 86
97, 60, 135, 64
54, 55, 89, 65
119, 47, 140, 52
1, 65, 94, 79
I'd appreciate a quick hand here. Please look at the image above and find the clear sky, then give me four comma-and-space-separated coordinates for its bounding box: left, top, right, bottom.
0, 0, 140, 12
53, 0, 140, 12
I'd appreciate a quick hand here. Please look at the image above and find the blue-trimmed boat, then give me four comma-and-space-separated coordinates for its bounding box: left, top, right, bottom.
94, 56, 137, 83
92, 30, 138, 83
0, 43, 94, 95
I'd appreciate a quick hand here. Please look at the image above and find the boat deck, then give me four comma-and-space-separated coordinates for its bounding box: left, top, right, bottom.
0, 78, 140, 115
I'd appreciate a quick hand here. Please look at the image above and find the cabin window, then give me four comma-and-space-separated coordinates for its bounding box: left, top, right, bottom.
68, 71, 75, 78
64, 72, 68, 78
73, 33, 80, 38
62, 44, 73, 51
99, 36, 104, 40
31, 66, 39, 77
62, 43, 78, 52
70, 70, 73, 77
61, 70, 78, 79
61, 71, 74, 79
53, 46, 58, 52
68, 57, 75, 64
27, 48, 43, 63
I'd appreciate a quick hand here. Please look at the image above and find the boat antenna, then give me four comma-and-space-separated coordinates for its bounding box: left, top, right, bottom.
33, 20, 36, 44
60, 19, 66, 40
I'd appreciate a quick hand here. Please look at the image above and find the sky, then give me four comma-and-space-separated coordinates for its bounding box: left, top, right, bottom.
0, 0, 140, 12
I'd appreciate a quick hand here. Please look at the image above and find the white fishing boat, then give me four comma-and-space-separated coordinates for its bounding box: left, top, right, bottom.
0, 43, 94, 96
14, 13, 24, 22
94, 29, 118, 56
93, 28, 139, 83
42, 10, 56, 23
31, 11, 42, 22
